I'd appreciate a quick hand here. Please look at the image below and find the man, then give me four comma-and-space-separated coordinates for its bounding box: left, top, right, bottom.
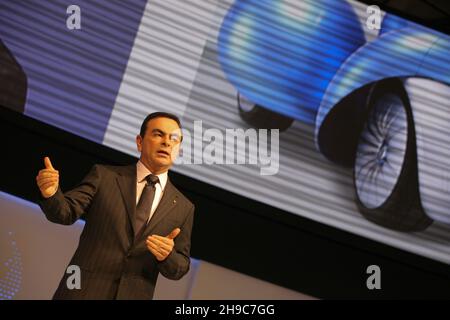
36, 112, 195, 299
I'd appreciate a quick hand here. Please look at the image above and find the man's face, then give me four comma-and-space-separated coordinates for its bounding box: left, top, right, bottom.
136, 117, 182, 174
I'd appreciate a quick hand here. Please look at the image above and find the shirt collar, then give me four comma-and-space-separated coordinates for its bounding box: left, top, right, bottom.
136, 160, 168, 190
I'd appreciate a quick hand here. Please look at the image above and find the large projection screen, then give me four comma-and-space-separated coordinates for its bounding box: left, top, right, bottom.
0, 0, 449, 265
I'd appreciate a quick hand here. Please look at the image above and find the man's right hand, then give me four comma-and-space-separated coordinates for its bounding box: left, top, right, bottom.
36, 157, 59, 198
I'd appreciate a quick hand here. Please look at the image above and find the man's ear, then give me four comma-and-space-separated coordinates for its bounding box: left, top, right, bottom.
136, 134, 143, 152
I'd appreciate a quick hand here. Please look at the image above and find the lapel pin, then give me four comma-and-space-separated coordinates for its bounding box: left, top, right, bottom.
173, 199, 177, 204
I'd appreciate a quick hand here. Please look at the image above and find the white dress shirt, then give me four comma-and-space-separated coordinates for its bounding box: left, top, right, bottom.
136, 160, 168, 223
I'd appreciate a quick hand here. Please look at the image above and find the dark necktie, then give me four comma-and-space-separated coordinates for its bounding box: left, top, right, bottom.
135, 174, 159, 235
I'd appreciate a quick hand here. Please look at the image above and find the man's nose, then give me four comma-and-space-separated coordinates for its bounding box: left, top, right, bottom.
162, 135, 171, 146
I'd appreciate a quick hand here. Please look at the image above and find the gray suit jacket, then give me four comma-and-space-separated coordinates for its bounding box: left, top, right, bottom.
38, 163, 195, 300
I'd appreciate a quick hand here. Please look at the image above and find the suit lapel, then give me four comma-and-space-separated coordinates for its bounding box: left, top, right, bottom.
142, 178, 178, 238
116, 164, 137, 236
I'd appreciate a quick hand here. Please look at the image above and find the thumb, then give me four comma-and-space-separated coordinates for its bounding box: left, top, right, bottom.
44, 156, 55, 170
167, 228, 181, 239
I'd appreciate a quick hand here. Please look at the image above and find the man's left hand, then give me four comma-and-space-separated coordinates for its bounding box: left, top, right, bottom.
146, 228, 181, 261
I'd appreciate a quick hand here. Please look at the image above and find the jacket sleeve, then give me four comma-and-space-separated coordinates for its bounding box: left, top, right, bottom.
38, 164, 102, 225
157, 203, 195, 280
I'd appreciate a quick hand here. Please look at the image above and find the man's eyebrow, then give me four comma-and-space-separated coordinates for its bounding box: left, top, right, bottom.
151, 128, 181, 137
151, 128, 165, 135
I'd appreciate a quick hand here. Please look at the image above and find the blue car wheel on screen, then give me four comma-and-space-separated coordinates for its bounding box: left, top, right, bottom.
353, 79, 432, 231
237, 92, 294, 131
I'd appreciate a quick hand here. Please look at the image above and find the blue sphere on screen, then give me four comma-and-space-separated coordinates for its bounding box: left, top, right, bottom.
218, 0, 365, 124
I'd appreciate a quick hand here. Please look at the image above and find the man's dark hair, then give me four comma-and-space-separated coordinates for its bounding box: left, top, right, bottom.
139, 112, 182, 137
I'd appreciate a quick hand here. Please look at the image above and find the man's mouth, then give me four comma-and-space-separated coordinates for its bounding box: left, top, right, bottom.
157, 150, 170, 157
